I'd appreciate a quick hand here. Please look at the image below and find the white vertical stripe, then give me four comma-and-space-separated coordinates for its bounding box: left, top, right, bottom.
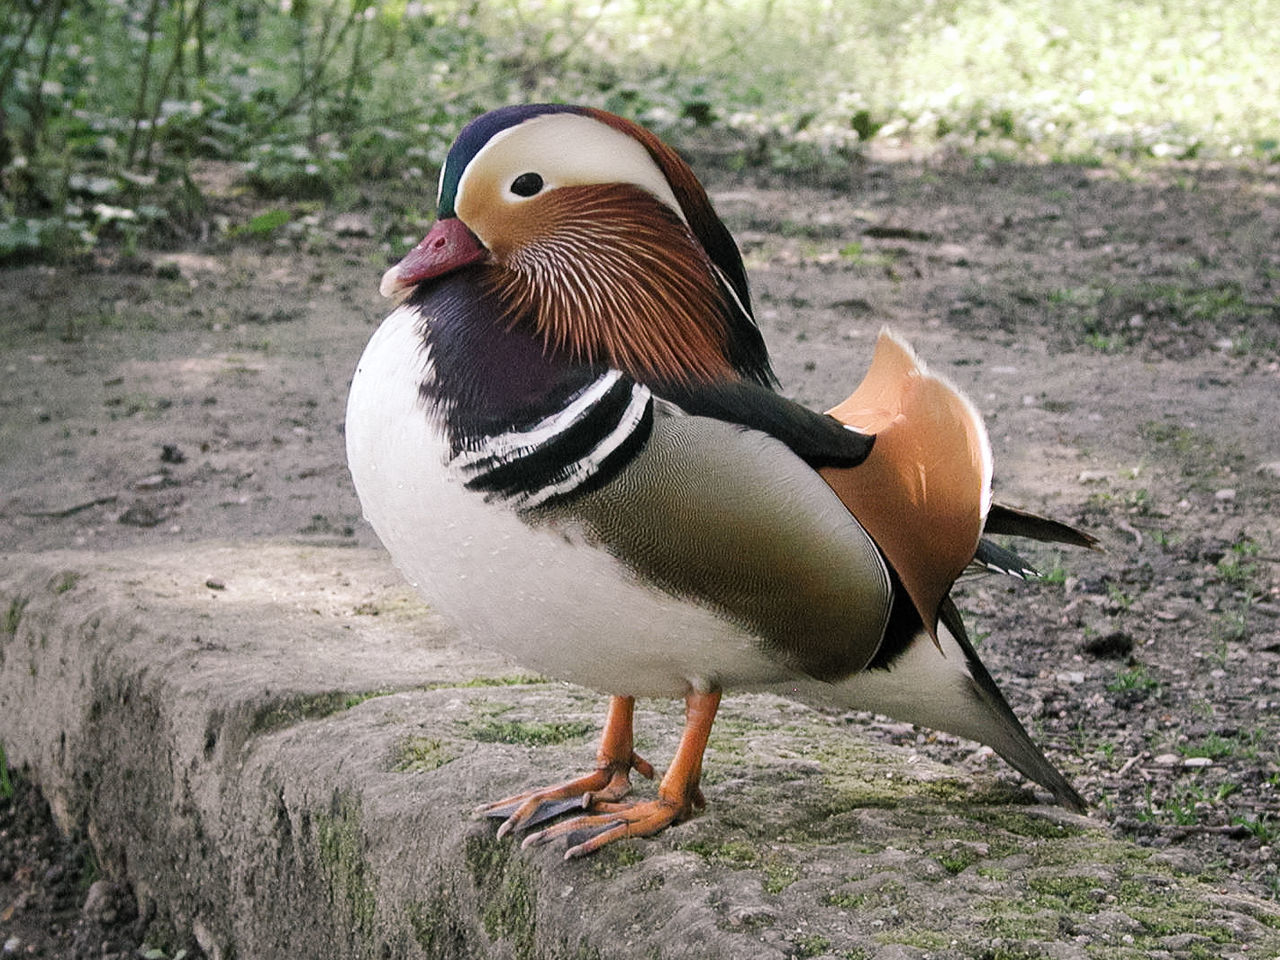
452, 370, 623, 467
516, 383, 652, 508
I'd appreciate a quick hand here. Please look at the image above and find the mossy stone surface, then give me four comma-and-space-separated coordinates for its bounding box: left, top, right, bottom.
1, 547, 1277, 959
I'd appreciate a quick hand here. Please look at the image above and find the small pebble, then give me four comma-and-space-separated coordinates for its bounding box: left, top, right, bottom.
205, 578, 226, 591
1214, 488, 1236, 501
332, 212, 376, 237
1154, 753, 1180, 765
1183, 756, 1213, 768
117, 502, 164, 527
82, 879, 116, 920
3, 937, 21, 955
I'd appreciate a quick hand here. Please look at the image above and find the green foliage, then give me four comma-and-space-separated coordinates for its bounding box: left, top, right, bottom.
0, 741, 13, 800
393, 736, 458, 773
3, 598, 27, 636
1107, 664, 1160, 694
792, 933, 832, 958
1217, 538, 1264, 594
2, 0, 1279, 258
239, 208, 291, 236
1179, 735, 1237, 760
1036, 561, 1067, 585
460, 714, 594, 747
1232, 813, 1279, 844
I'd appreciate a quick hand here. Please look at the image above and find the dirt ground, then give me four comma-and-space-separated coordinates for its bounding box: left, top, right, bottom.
2, 153, 1278, 955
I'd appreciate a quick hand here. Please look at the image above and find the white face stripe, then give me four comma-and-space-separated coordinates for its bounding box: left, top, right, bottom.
454, 112, 686, 230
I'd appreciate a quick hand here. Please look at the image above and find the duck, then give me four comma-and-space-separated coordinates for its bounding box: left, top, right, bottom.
345, 103, 1097, 859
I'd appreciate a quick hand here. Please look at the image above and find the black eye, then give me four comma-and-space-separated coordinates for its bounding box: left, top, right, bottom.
510, 172, 544, 197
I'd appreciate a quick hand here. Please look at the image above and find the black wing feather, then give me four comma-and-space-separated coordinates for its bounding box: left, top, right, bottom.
986, 503, 1099, 550
972, 538, 1038, 579
655, 379, 874, 469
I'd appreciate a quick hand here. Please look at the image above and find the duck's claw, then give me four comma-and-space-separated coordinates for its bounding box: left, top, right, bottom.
481, 794, 588, 832
475, 751, 653, 838
521, 796, 693, 860
480, 690, 720, 857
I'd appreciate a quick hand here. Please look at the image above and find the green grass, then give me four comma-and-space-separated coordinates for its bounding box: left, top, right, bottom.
792, 933, 832, 958
393, 736, 459, 773
1136, 780, 1240, 827
1054, 280, 1277, 356
460, 715, 594, 747
1232, 814, 1279, 844
1107, 665, 1160, 694
1179, 734, 1238, 761
250, 689, 390, 734
1217, 538, 1264, 593
0, 742, 13, 801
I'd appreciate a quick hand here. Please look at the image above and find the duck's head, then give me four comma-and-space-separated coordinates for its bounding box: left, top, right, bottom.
381, 104, 772, 387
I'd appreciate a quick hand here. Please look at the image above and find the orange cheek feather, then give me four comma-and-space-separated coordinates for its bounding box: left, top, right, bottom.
481, 185, 737, 386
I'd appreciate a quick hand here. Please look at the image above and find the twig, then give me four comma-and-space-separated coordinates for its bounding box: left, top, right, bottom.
339, 3, 369, 127
125, 0, 165, 167
24, 0, 68, 154
194, 0, 206, 77
21, 495, 118, 519
269, 0, 362, 132
1116, 753, 1144, 777
1115, 519, 1143, 549
0, 2, 47, 109
141, 0, 207, 170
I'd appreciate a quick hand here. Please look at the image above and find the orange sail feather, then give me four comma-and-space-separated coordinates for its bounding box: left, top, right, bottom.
820, 331, 993, 641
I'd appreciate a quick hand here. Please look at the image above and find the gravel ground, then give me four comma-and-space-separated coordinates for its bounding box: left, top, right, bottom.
1, 776, 169, 959
1, 151, 1278, 952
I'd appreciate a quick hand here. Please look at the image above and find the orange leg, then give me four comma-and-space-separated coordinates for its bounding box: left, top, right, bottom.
522, 688, 722, 859
476, 695, 654, 837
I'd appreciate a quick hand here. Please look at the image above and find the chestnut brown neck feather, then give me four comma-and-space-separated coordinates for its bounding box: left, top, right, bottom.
486, 184, 736, 386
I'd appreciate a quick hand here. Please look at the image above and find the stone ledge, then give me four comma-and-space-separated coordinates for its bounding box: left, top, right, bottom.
2, 544, 1278, 960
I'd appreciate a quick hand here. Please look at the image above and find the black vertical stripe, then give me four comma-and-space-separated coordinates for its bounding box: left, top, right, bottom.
462, 376, 647, 501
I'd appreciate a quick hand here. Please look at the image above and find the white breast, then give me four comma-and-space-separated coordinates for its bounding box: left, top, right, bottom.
344, 306, 795, 697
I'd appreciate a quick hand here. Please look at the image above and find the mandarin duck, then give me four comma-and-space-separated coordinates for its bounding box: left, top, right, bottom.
346, 103, 1096, 859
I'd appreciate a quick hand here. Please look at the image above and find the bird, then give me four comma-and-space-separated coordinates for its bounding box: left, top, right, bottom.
345, 103, 1098, 860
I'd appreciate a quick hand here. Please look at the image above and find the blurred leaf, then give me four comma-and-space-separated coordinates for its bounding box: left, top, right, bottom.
243, 208, 290, 234
0, 219, 43, 257
68, 173, 119, 197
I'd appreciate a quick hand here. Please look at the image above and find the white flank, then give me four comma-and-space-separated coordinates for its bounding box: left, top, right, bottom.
345, 306, 797, 698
